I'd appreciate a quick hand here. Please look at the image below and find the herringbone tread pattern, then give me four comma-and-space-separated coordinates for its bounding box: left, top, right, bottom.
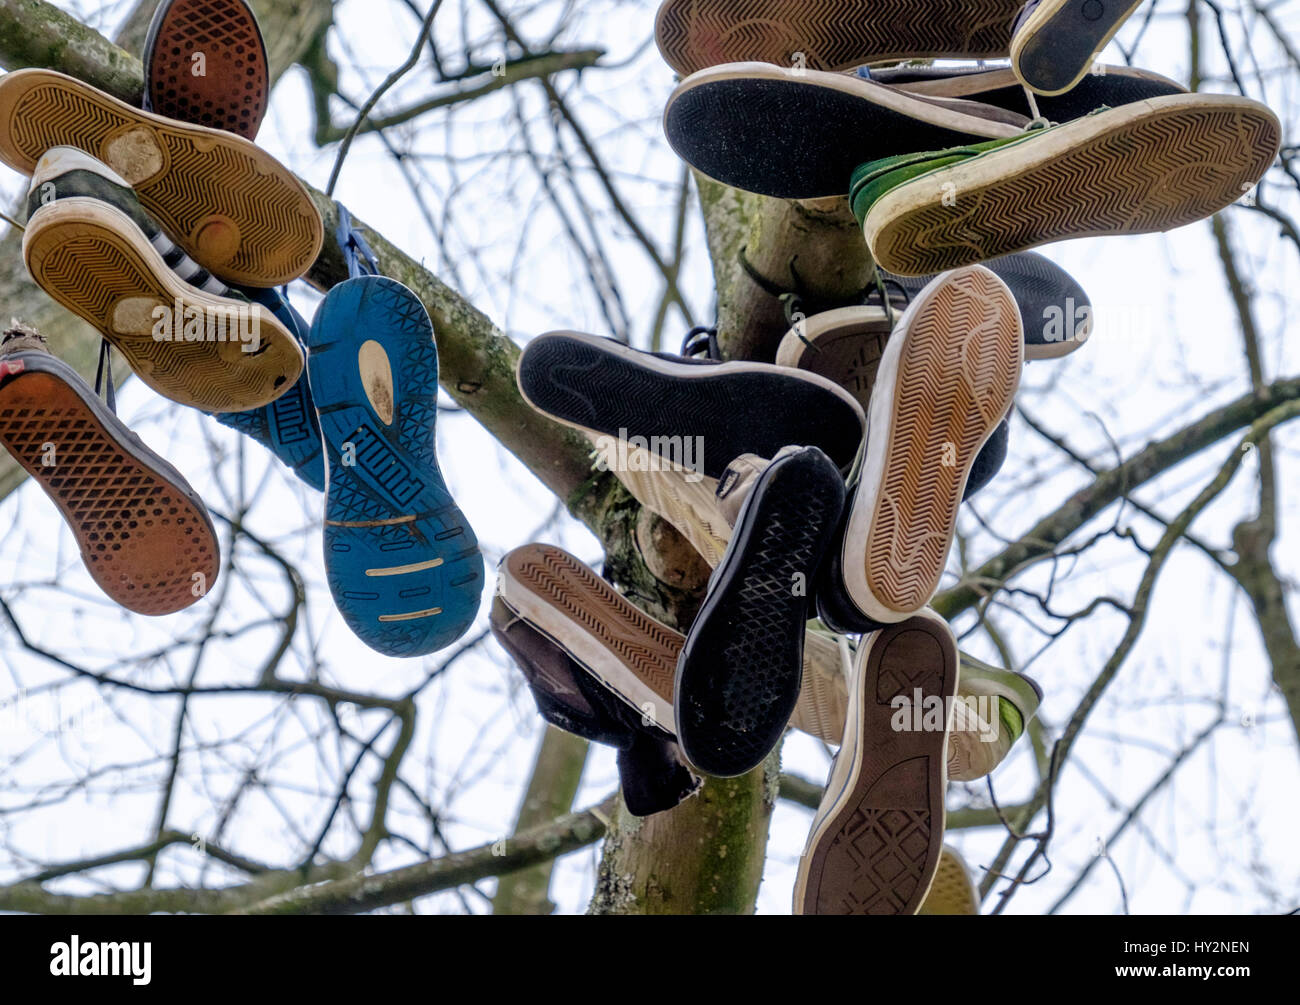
505, 544, 679, 706
0, 369, 218, 615
865, 269, 1021, 613
0, 70, 320, 285
870, 102, 1280, 275
147, 0, 268, 139
656, 0, 1024, 75
23, 204, 302, 412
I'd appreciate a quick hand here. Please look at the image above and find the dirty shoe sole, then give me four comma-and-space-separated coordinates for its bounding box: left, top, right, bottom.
144, 0, 269, 140
655, 0, 1025, 76
0, 69, 321, 286
775, 305, 894, 415
309, 276, 483, 658
863, 94, 1281, 276
794, 610, 956, 915
517, 330, 865, 477
676, 446, 845, 777
1011, 0, 1145, 96
842, 266, 1022, 623
498, 544, 680, 734
0, 352, 219, 615
24, 199, 302, 412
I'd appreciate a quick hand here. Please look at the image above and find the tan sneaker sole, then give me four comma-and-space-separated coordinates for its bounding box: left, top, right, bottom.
0, 355, 219, 615
23, 199, 303, 412
0, 69, 321, 286
843, 266, 1022, 622
917, 846, 979, 915
794, 610, 956, 915
863, 94, 1281, 276
655, 0, 1025, 76
498, 544, 679, 735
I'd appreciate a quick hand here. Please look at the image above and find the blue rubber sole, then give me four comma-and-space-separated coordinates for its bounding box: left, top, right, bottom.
306, 275, 483, 658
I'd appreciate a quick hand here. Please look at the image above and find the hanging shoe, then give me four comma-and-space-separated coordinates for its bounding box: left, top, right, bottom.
820, 266, 1022, 627
0, 69, 321, 286
307, 208, 483, 658
22, 147, 303, 412
212, 286, 325, 491
794, 609, 957, 915
676, 445, 845, 776
851, 94, 1280, 276
665, 63, 1024, 200
1010, 0, 1146, 97
143, 0, 270, 140
0, 323, 219, 615
517, 329, 864, 478
655, 0, 1025, 76
918, 846, 980, 914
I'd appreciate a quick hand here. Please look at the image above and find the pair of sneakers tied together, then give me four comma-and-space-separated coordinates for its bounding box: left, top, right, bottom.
0, 0, 484, 656
488, 0, 1283, 916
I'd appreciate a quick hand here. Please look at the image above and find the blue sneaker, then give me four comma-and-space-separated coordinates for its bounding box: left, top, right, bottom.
306, 275, 484, 657
214, 287, 326, 492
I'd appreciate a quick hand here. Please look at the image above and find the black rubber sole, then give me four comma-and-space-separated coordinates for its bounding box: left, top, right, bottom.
675, 446, 846, 777
1015, 0, 1145, 95
665, 76, 998, 200
883, 251, 1091, 357
518, 332, 864, 476
871, 64, 1183, 122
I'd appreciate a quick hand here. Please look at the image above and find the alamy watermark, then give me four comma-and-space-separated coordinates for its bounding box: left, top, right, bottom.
593, 429, 706, 482
151, 298, 261, 354
891, 689, 1001, 744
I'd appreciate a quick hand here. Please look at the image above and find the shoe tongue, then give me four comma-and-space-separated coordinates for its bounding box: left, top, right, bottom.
715, 453, 770, 528
1, 321, 49, 357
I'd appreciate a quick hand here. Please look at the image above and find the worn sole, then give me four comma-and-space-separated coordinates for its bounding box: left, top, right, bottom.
1011, 0, 1146, 96
498, 544, 680, 734
864, 94, 1281, 276
0, 353, 219, 615
309, 276, 483, 658
517, 330, 865, 477
0, 69, 320, 286
655, 0, 1025, 76
794, 611, 956, 915
676, 446, 845, 777
665, 63, 1018, 200
24, 199, 302, 412
144, 0, 269, 139
843, 267, 1022, 622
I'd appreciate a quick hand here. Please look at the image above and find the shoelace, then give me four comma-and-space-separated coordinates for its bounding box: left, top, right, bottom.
680, 325, 721, 360
94, 340, 117, 414
336, 203, 380, 280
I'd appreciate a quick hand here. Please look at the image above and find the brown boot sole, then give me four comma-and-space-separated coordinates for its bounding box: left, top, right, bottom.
655, 0, 1025, 76
498, 544, 680, 734
794, 611, 956, 915
0, 69, 320, 287
0, 355, 220, 616
864, 94, 1281, 276
843, 266, 1022, 621
145, 0, 269, 140
24, 199, 303, 412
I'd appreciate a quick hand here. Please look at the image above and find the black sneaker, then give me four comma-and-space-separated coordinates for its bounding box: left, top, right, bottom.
676, 445, 845, 776
517, 329, 865, 478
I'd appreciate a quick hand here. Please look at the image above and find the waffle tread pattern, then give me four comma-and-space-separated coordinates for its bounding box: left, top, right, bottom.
147, 0, 268, 139
0, 368, 218, 615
